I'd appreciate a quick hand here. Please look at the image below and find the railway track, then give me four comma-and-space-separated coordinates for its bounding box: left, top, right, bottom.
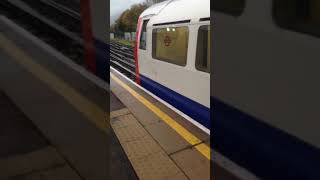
0, 0, 135, 82
110, 42, 136, 81
20, 0, 81, 36
40, 0, 80, 20
50, 0, 80, 13
0, 0, 83, 64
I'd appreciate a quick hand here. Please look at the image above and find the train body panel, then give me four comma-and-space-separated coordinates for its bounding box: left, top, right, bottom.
213, 0, 320, 179
214, 0, 320, 151
136, 0, 210, 129
140, 0, 170, 18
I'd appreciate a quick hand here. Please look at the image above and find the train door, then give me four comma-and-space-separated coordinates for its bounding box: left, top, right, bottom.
138, 19, 150, 77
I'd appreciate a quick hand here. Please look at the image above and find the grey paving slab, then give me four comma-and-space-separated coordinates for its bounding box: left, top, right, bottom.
111, 113, 140, 129
109, 128, 139, 180
165, 173, 188, 180
110, 92, 125, 112
0, 147, 65, 179
125, 101, 162, 126
171, 147, 210, 180
110, 108, 131, 119
113, 88, 141, 105
144, 121, 191, 155
112, 115, 162, 160
110, 99, 139, 180
0, 92, 48, 157
113, 124, 148, 143
130, 151, 185, 180
0, 90, 81, 180
10, 165, 82, 180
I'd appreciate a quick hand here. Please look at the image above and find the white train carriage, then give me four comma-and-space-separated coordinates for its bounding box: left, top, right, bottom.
135, 0, 211, 131
213, 0, 320, 179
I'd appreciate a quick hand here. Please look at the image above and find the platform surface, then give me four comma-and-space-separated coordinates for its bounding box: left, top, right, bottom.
0, 16, 136, 180
110, 68, 212, 180
0, 91, 83, 180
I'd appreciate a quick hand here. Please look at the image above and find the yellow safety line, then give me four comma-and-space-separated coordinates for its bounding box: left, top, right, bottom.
111, 73, 211, 160
0, 34, 108, 132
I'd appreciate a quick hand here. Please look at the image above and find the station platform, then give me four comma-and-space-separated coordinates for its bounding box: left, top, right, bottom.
0, 91, 82, 179
110, 68, 211, 180
0, 16, 135, 180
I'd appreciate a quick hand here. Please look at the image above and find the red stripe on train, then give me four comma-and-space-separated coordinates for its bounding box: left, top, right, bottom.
80, 0, 96, 74
134, 18, 142, 84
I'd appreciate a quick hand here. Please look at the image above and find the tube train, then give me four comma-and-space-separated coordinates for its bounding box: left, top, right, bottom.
134, 0, 210, 131
213, 0, 320, 179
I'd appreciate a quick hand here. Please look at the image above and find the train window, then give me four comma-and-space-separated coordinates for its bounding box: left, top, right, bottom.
152, 27, 188, 66
196, 25, 211, 73
139, 20, 149, 50
274, 0, 320, 37
212, 0, 245, 16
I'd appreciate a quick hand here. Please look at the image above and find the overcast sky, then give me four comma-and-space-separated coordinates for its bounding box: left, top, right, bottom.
110, 0, 145, 24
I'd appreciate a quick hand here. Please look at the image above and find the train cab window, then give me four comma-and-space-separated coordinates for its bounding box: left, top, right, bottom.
274, 0, 320, 37
196, 25, 211, 73
139, 20, 149, 50
212, 0, 245, 16
152, 27, 188, 66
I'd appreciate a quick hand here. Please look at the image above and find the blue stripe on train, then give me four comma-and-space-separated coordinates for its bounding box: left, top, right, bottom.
140, 74, 210, 129
213, 97, 320, 179
94, 39, 109, 81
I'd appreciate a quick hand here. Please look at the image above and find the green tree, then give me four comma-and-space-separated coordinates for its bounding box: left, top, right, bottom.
113, 3, 147, 32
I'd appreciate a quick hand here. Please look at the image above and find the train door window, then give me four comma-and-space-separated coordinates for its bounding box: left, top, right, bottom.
152, 27, 188, 66
196, 25, 211, 73
212, 0, 245, 16
274, 0, 320, 37
139, 20, 149, 50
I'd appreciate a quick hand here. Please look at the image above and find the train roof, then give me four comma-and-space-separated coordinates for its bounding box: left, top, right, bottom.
140, 0, 210, 24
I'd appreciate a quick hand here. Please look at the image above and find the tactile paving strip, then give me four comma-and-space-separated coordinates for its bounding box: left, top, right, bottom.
114, 123, 148, 143
130, 151, 187, 180
121, 135, 163, 160
110, 111, 188, 180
